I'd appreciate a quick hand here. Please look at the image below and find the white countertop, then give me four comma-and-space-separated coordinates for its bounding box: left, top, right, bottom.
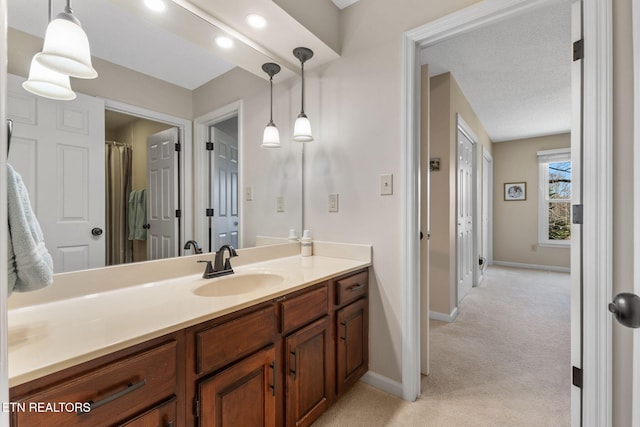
8, 254, 370, 387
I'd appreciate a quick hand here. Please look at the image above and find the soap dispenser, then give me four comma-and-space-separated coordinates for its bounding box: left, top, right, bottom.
301, 229, 313, 257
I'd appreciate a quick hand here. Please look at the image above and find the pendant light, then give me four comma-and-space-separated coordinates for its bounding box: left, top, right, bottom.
261, 63, 282, 148
22, 57, 76, 101
35, 0, 98, 79
292, 47, 314, 142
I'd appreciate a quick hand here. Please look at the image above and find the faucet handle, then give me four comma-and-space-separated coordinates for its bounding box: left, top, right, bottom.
197, 260, 214, 278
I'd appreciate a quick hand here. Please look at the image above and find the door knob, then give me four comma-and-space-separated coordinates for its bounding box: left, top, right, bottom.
608, 293, 640, 328
142, 224, 151, 230
91, 227, 103, 237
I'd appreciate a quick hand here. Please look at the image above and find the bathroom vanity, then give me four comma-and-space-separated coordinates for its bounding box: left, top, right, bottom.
7, 245, 370, 427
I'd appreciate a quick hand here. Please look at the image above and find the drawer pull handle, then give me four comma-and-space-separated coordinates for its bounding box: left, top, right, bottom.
269, 361, 277, 396
79, 379, 147, 413
290, 351, 298, 379
348, 284, 364, 292
340, 321, 348, 341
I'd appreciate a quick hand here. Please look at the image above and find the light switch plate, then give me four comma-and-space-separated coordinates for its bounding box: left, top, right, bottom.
328, 193, 339, 212
380, 174, 393, 195
276, 196, 285, 212
245, 186, 253, 201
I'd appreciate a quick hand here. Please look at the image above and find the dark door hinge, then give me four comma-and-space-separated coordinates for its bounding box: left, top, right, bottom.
573, 39, 584, 61
206, 208, 214, 217
175, 209, 182, 218
206, 141, 214, 151
193, 395, 200, 418
572, 204, 583, 225
572, 366, 583, 388
175, 142, 181, 152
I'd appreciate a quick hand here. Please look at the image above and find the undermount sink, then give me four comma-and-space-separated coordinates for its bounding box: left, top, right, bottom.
193, 272, 285, 297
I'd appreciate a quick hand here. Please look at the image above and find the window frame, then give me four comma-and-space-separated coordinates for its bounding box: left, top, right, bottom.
537, 148, 572, 247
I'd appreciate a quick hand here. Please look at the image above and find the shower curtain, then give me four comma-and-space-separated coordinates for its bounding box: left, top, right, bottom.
105, 142, 133, 265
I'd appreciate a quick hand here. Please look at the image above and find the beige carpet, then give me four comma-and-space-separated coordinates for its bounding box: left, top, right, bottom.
314, 266, 571, 426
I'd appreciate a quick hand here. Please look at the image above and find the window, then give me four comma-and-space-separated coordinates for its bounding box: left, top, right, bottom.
538, 149, 571, 246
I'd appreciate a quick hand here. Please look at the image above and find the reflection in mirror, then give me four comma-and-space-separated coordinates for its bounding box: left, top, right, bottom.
6, 0, 302, 274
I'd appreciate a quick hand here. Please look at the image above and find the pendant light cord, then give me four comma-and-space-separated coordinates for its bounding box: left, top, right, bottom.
65, 0, 72, 14
300, 61, 305, 115
270, 76, 274, 124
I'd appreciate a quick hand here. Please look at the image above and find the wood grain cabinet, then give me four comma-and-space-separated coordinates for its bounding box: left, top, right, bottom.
10, 336, 182, 427
334, 269, 369, 398
10, 267, 369, 427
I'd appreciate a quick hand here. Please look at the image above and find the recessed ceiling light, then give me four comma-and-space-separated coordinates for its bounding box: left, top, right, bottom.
216, 36, 234, 49
246, 14, 267, 29
144, 0, 166, 13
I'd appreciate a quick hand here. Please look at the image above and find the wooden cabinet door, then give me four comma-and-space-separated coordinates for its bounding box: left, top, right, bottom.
336, 298, 368, 397
197, 347, 276, 427
285, 316, 331, 427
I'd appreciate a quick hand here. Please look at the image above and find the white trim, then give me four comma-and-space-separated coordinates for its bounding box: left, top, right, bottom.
403, 2, 612, 425
193, 101, 243, 251
581, 0, 613, 425
429, 308, 459, 323
482, 148, 493, 266
493, 261, 570, 274
103, 99, 193, 255
632, 0, 640, 425
360, 371, 403, 398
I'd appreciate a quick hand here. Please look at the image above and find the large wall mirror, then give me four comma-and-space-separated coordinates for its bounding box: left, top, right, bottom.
6, 0, 303, 274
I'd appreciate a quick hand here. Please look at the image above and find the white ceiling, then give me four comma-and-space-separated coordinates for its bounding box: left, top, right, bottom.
421, 1, 572, 142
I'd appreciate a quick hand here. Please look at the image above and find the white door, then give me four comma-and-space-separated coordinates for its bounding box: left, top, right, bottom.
146, 128, 178, 260
7, 74, 105, 273
457, 120, 475, 302
211, 127, 239, 249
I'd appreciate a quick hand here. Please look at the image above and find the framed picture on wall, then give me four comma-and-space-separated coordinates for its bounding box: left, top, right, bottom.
504, 182, 526, 201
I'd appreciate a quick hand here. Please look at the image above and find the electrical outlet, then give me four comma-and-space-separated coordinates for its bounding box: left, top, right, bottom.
328, 193, 339, 212
245, 186, 253, 201
380, 174, 393, 195
276, 196, 285, 212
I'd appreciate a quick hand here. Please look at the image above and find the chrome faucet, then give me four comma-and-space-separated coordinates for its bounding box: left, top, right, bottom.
184, 240, 203, 254
198, 244, 238, 279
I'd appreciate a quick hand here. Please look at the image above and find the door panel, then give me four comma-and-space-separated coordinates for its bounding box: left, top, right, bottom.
211, 126, 239, 250
7, 74, 105, 273
146, 128, 178, 260
457, 126, 474, 302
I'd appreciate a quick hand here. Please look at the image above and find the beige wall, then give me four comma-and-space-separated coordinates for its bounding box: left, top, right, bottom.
492, 134, 571, 269
428, 72, 491, 317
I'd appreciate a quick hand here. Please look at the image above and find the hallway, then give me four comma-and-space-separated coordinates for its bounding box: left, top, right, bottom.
314, 266, 571, 426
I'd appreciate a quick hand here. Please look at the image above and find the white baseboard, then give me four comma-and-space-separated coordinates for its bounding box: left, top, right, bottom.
360, 371, 403, 398
429, 307, 458, 323
492, 260, 570, 273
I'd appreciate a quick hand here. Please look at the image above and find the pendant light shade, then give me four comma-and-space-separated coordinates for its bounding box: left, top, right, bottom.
22, 57, 76, 101
292, 47, 314, 142
35, 3, 97, 79
261, 62, 281, 148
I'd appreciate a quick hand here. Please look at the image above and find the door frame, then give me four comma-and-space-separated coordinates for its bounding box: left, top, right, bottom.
632, 0, 640, 424
481, 147, 493, 270
104, 99, 192, 256
402, 2, 613, 427
193, 101, 243, 251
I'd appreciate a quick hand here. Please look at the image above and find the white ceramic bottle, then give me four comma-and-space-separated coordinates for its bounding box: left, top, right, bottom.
301, 229, 313, 257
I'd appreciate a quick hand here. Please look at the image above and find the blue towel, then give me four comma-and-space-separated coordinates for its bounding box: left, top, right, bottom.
128, 189, 147, 241
7, 164, 54, 295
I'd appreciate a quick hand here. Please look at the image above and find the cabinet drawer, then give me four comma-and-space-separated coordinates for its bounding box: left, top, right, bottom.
196, 305, 277, 374
12, 340, 177, 427
280, 284, 328, 335
335, 270, 368, 307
